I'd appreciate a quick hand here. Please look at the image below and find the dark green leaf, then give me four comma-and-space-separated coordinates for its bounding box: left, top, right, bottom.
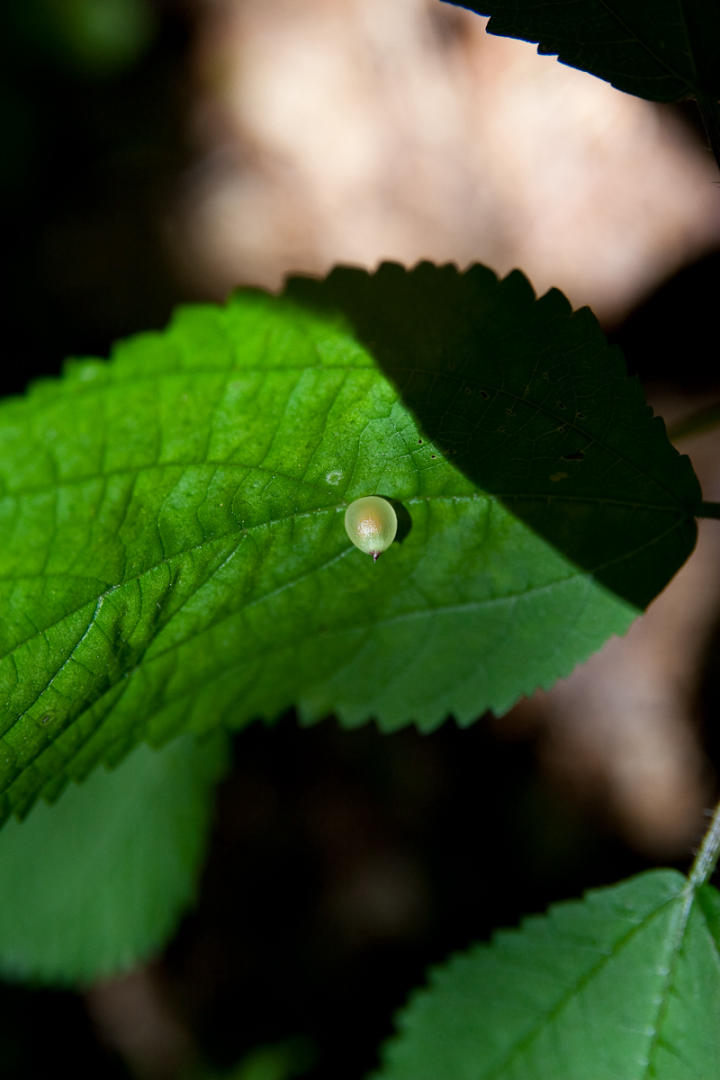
442, 0, 720, 103
0, 263, 699, 816
373, 870, 720, 1079
0, 732, 227, 984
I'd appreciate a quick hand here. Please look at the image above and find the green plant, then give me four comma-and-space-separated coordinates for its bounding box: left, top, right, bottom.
2, 1, 720, 1077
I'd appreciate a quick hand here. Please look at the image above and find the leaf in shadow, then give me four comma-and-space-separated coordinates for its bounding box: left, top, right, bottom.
442, 0, 720, 103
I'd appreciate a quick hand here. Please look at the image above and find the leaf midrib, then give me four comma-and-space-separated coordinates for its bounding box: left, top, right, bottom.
476, 888, 683, 1079
7, 507, 687, 780
1, 482, 691, 671
2, 460, 691, 511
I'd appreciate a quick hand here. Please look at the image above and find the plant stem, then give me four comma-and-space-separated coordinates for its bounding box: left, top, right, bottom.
695, 501, 720, 519
667, 402, 720, 442
689, 798, 720, 888
696, 94, 720, 175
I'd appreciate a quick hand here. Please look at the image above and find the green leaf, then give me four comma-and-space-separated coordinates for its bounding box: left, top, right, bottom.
0, 263, 699, 817
442, 0, 720, 103
373, 870, 720, 1079
0, 732, 227, 984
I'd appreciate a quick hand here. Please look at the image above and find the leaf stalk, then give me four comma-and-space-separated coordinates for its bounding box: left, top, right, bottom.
667, 401, 720, 442
689, 797, 720, 888
695, 501, 720, 520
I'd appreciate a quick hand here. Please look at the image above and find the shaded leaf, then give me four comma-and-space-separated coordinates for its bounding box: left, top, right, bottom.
0, 263, 700, 816
373, 870, 720, 1079
442, 0, 720, 103
0, 732, 227, 984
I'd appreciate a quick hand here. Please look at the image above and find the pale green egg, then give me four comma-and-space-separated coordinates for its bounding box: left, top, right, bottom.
344, 496, 398, 561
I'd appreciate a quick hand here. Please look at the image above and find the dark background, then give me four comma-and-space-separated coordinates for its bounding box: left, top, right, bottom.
2, 2, 720, 1077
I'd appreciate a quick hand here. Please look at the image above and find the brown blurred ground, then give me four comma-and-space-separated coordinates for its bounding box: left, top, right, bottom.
174, 0, 720, 326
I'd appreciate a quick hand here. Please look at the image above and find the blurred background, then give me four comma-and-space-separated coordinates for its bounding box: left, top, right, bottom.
3, 0, 720, 1077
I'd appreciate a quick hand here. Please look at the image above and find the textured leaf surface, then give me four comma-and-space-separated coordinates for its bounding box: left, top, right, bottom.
0, 732, 227, 984
373, 870, 720, 1080
0, 262, 699, 816
443, 0, 720, 103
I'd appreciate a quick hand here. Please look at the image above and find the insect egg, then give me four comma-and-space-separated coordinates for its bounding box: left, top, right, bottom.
344, 496, 397, 561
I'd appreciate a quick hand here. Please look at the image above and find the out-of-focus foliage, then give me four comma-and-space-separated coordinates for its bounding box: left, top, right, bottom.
0, 733, 227, 984
8, 0, 157, 78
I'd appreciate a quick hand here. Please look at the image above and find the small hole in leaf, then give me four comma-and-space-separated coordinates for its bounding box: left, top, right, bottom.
479, 389, 489, 399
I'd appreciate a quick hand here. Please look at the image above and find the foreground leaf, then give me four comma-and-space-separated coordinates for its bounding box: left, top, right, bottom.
373, 870, 720, 1079
443, 0, 720, 103
0, 733, 227, 984
0, 263, 699, 816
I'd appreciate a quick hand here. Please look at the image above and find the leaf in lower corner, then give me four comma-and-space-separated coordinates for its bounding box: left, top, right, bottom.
0, 732, 228, 985
372, 869, 720, 1080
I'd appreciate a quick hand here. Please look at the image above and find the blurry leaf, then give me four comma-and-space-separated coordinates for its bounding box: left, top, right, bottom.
373, 870, 720, 1079
443, 0, 720, 103
191, 1038, 316, 1080
0, 733, 227, 984
0, 263, 700, 817
9, 0, 156, 78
